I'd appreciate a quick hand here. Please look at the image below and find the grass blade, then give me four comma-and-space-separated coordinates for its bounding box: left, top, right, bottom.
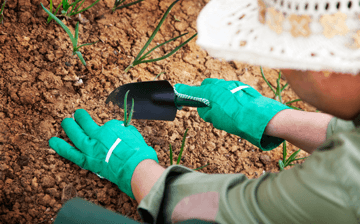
78, 40, 99, 49
135, 33, 197, 65
154, 72, 165, 80
138, 32, 188, 61
281, 83, 289, 92
282, 141, 287, 163
71, 0, 85, 15
193, 163, 209, 171
123, 90, 129, 126
41, 3, 75, 43
0, 0, 6, 24
113, 0, 126, 11
276, 72, 283, 103
284, 149, 301, 167
72, 0, 100, 16
176, 128, 188, 164
114, 0, 145, 11
293, 157, 308, 161
74, 51, 86, 66
169, 144, 173, 165
286, 99, 302, 105
127, 98, 134, 126
260, 66, 276, 95
74, 22, 79, 50
133, 0, 180, 62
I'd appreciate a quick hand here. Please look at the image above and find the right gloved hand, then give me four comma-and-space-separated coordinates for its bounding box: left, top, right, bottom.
175, 78, 291, 151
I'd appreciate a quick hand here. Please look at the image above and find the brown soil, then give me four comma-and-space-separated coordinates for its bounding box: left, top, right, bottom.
0, 0, 316, 223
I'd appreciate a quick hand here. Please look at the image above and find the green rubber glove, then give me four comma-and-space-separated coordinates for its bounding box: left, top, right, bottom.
49, 109, 159, 199
175, 78, 291, 151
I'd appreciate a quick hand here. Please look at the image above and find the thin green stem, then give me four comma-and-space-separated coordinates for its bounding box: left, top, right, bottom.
0, 0, 6, 24
176, 129, 188, 164
260, 66, 276, 95
134, 33, 197, 65
282, 141, 287, 164
138, 32, 188, 62
134, 0, 180, 63
276, 72, 283, 103
70, 0, 100, 16
124, 64, 133, 74
281, 83, 289, 92
113, 0, 145, 11
286, 99, 302, 105
169, 144, 173, 165
154, 72, 165, 80
124, 90, 129, 126
193, 163, 209, 171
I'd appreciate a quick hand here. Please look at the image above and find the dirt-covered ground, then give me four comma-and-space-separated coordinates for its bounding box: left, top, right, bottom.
0, 0, 316, 223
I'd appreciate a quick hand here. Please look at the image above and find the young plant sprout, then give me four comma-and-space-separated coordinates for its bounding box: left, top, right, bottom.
260, 66, 307, 170
169, 128, 209, 171
174, 15, 181, 22
112, 0, 145, 12
124, 0, 197, 73
123, 90, 135, 127
46, 0, 100, 23
154, 71, 165, 80
41, 3, 98, 66
0, 0, 6, 24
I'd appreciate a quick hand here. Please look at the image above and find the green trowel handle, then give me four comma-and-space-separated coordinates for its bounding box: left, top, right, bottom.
175, 96, 208, 108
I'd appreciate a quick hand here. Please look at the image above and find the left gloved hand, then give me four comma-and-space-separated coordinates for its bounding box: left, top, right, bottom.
49, 109, 159, 199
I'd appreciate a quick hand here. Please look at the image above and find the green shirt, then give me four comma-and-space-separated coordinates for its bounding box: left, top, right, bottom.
138, 117, 360, 223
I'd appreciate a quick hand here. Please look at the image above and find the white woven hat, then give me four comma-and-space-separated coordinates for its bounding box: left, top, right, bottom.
196, 0, 360, 75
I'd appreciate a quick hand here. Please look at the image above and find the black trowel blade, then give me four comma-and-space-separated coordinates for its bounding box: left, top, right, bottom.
106, 81, 178, 121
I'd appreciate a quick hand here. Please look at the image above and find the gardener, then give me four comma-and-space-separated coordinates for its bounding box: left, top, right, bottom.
50, 0, 360, 223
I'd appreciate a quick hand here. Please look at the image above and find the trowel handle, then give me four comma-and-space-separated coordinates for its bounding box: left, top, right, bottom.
174, 96, 208, 108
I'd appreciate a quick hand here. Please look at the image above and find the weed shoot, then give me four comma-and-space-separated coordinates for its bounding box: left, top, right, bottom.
169, 128, 209, 170
46, 0, 100, 22
0, 0, 6, 24
123, 90, 135, 127
41, 3, 98, 66
112, 0, 145, 12
124, 0, 197, 73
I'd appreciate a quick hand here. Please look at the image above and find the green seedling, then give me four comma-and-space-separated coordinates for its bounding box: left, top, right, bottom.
260, 66, 307, 170
112, 0, 145, 12
46, 0, 100, 22
278, 142, 307, 171
124, 0, 197, 73
169, 128, 209, 171
154, 71, 165, 80
46, 0, 62, 24
123, 90, 135, 127
0, 0, 6, 24
174, 15, 181, 22
41, 3, 98, 66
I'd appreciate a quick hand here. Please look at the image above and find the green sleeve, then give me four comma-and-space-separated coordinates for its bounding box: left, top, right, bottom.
138, 128, 360, 223
326, 117, 356, 139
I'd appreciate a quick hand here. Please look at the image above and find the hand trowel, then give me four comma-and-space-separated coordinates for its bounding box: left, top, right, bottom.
105, 80, 208, 121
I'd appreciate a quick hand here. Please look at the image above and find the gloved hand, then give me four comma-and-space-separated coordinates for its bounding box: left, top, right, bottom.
49, 109, 158, 199
175, 78, 291, 151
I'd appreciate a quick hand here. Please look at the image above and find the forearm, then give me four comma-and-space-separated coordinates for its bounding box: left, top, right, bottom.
131, 159, 165, 203
265, 109, 333, 154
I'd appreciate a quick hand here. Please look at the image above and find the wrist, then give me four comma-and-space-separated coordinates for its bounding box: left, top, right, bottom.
265, 109, 333, 153
131, 159, 165, 203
